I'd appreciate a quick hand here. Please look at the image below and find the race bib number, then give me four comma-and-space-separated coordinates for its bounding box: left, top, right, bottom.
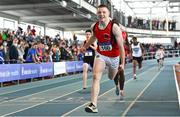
133, 48, 139, 54
99, 45, 112, 51
85, 51, 93, 56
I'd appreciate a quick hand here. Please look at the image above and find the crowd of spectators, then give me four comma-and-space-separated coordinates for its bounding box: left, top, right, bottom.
0, 24, 179, 65
142, 41, 180, 53
0, 25, 82, 64
127, 16, 176, 31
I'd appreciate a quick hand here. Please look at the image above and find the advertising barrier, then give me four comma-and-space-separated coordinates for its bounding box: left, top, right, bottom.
54, 62, 66, 75
21, 63, 39, 79
0, 49, 180, 83
39, 62, 54, 77
65, 61, 76, 73
75, 61, 83, 72
0, 61, 83, 83
0, 64, 21, 82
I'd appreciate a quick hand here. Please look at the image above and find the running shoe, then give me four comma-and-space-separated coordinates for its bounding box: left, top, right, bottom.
85, 103, 98, 113
115, 86, 119, 96
139, 67, 143, 71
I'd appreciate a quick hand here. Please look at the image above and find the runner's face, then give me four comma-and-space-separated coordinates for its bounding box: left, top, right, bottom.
133, 38, 137, 43
97, 7, 109, 22
86, 32, 91, 40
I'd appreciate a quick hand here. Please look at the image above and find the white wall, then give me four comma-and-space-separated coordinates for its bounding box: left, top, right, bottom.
46, 28, 62, 38
177, 38, 180, 43
0, 17, 17, 30
112, 0, 134, 16
0, 17, 4, 29
64, 31, 73, 40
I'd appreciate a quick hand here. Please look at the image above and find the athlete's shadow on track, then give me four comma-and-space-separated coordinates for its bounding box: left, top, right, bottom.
77, 89, 91, 94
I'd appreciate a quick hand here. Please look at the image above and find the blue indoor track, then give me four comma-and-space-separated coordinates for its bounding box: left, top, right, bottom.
0, 57, 179, 117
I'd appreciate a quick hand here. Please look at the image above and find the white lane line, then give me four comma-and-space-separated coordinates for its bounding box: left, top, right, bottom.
0, 72, 110, 105
57, 100, 178, 103
97, 100, 178, 103
2, 65, 150, 116
61, 66, 156, 117
1, 100, 177, 106
173, 66, 180, 108
0, 79, 83, 105
1, 85, 92, 117
0, 68, 133, 98
61, 78, 134, 117
0, 66, 134, 97
1, 72, 123, 117
0, 58, 175, 96
0, 74, 88, 96
121, 67, 164, 117
0, 70, 132, 105
61, 67, 156, 117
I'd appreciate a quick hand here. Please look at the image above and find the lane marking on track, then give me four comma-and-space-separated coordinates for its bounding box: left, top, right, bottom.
173, 66, 180, 108
1, 66, 151, 116
61, 79, 133, 117
0, 65, 135, 97
121, 67, 164, 117
0, 70, 132, 105
0, 70, 131, 117
61, 66, 156, 117
0, 74, 91, 96
0, 58, 176, 96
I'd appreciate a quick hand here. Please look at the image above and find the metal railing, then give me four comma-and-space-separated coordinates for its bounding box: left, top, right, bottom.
143, 49, 180, 60
125, 49, 180, 64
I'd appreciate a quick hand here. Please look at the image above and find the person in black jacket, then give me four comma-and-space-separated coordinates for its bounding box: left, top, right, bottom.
9, 38, 19, 64
0, 43, 5, 64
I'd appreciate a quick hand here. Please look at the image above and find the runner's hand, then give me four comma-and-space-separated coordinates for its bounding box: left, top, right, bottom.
129, 54, 133, 60
80, 46, 86, 53
118, 64, 124, 71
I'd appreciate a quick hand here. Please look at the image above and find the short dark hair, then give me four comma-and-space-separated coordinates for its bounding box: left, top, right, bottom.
85, 29, 91, 33
132, 36, 137, 40
98, 4, 109, 10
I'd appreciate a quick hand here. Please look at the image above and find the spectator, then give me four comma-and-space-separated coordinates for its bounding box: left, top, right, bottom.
43, 49, 52, 62
71, 45, 79, 61
25, 42, 39, 63
31, 26, 36, 36
0, 43, 5, 64
17, 40, 25, 63
27, 25, 31, 35
174, 40, 178, 49
36, 41, 44, 62
23, 42, 30, 60
9, 38, 19, 64
51, 44, 60, 62
60, 41, 71, 61
16, 27, 23, 36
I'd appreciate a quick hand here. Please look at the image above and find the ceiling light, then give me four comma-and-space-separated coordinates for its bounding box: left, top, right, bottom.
72, 13, 77, 17
60, 0, 67, 7
77, 5, 82, 9
86, 14, 91, 19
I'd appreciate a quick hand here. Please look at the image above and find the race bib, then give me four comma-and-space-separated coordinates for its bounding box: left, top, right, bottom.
133, 48, 139, 54
85, 51, 93, 56
99, 44, 112, 51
